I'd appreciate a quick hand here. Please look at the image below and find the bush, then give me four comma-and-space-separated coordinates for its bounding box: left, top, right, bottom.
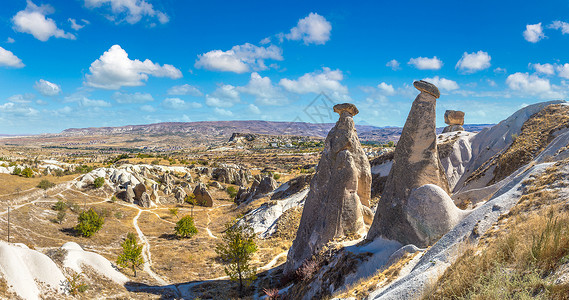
65, 273, 89, 295
37, 179, 55, 190
12, 167, 21, 176
93, 177, 105, 188
273, 173, 281, 180
74, 209, 104, 237
52, 210, 66, 224
296, 259, 318, 281
52, 200, 67, 211
226, 186, 238, 198
175, 215, 198, 238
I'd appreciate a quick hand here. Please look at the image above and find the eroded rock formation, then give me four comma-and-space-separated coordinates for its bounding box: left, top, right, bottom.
442, 110, 465, 133
193, 183, 213, 207
284, 103, 371, 274
367, 81, 458, 247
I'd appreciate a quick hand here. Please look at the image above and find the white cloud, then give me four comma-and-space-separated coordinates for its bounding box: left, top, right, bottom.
506, 72, 564, 99
64, 93, 111, 107
377, 82, 395, 95
456, 51, 491, 73
285, 13, 332, 45
248, 104, 261, 114
523, 23, 545, 43
494, 67, 507, 74
0, 102, 39, 117
6, 37, 15, 43
423, 76, 459, 91
195, 43, 283, 73
7, 94, 35, 103
84, 0, 169, 25
549, 21, 569, 34
140, 104, 155, 112
279, 67, 349, 100
34, 79, 61, 96
556, 63, 569, 79
0, 47, 24, 68
162, 97, 201, 110
408, 56, 443, 70
12, 1, 75, 42
237, 72, 286, 105
386, 59, 400, 70
85, 45, 182, 89
214, 107, 233, 116
112, 91, 153, 103
205, 84, 240, 108
68, 18, 89, 30
531, 63, 555, 75
167, 84, 202, 96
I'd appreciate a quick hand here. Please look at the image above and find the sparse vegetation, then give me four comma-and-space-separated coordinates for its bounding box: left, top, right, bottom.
65, 273, 89, 295
93, 177, 105, 188
226, 186, 238, 198
175, 215, 198, 238
37, 179, 55, 190
74, 209, 104, 237
215, 221, 258, 295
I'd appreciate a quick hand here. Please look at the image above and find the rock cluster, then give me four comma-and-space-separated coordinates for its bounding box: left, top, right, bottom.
212, 165, 251, 186
442, 110, 465, 133
193, 183, 213, 207
367, 81, 461, 247
235, 175, 278, 204
285, 103, 372, 274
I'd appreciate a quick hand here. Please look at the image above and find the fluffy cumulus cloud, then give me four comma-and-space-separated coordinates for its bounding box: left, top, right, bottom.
195, 43, 283, 73
423, 76, 459, 91
237, 72, 286, 105
376, 82, 395, 95
12, 1, 75, 42
408, 56, 443, 70
531, 63, 555, 75
112, 91, 153, 103
549, 21, 569, 34
85, 45, 182, 89
523, 23, 545, 43
84, 0, 169, 25
0, 47, 24, 68
506, 72, 564, 99
386, 59, 400, 70
456, 51, 491, 73
162, 97, 202, 110
0, 102, 39, 117
167, 84, 202, 96
285, 13, 332, 45
279, 67, 349, 100
205, 84, 241, 108
557, 64, 569, 79
34, 79, 61, 96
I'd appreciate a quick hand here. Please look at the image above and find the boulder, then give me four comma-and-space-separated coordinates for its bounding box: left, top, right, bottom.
174, 187, 187, 204
209, 181, 224, 190
133, 183, 146, 201
442, 124, 465, 133
193, 183, 213, 207
254, 176, 277, 196
285, 103, 372, 274
125, 185, 135, 203
140, 192, 152, 208
367, 81, 454, 247
444, 110, 465, 125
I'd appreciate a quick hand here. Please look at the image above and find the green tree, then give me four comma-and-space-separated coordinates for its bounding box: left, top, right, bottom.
74, 209, 104, 237
21, 167, 34, 178
175, 215, 198, 238
185, 193, 197, 218
116, 232, 144, 277
215, 221, 258, 295
93, 177, 105, 188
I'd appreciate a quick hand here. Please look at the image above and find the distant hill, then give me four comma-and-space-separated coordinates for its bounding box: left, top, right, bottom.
57, 121, 494, 144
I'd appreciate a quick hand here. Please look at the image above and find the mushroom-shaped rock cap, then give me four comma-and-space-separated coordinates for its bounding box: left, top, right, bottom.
413, 80, 440, 99
333, 103, 359, 117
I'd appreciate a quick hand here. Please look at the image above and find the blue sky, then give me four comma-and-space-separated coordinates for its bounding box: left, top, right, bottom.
0, 0, 568, 134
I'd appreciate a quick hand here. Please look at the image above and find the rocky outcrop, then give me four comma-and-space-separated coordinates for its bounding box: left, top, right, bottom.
234, 175, 278, 204
193, 183, 213, 207
442, 110, 465, 133
367, 81, 456, 247
140, 192, 152, 208
212, 166, 251, 186
174, 187, 187, 204
133, 183, 146, 201
271, 174, 313, 200
125, 185, 135, 203
285, 103, 371, 274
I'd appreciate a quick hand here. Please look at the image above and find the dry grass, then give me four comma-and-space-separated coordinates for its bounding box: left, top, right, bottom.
426, 163, 569, 299
0, 173, 76, 198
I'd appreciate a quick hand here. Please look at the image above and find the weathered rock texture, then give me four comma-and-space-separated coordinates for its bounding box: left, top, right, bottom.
284, 103, 371, 274
193, 183, 213, 207
367, 81, 455, 247
443, 110, 466, 133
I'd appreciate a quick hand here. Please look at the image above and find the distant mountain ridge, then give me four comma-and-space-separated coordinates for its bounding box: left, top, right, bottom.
57, 120, 494, 143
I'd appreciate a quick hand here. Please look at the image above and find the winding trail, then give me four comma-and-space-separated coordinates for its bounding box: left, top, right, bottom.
132, 209, 169, 285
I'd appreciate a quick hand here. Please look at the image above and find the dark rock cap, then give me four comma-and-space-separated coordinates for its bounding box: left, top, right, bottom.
333, 103, 359, 116
413, 80, 440, 99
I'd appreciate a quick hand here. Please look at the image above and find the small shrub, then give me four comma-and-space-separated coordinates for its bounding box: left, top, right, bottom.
65, 273, 89, 295
74, 209, 104, 238
52, 200, 67, 212
93, 177, 105, 188
263, 288, 280, 299
110, 195, 117, 203
37, 179, 55, 190
21, 167, 34, 178
175, 215, 198, 238
114, 211, 123, 219
273, 173, 281, 180
169, 208, 179, 219
53, 210, 66, 224
296, 259, 318, 281
12, 167, 21, 176
226, 186, 238, 198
